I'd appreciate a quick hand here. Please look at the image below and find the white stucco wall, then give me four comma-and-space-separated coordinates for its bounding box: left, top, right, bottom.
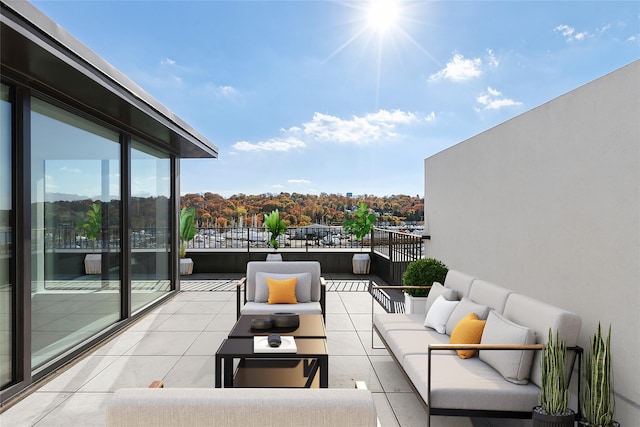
424, 60, 639, 425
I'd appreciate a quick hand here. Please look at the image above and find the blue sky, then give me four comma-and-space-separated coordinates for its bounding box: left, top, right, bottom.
31, 0, 639, 198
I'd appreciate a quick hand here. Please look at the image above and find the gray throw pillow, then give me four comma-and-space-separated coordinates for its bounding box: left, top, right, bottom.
479, 311, 537, 385
255, 272, 312, 303
445, 297, 490, 336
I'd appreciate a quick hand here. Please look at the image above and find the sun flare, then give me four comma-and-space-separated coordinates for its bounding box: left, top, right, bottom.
367, 0, 399, 33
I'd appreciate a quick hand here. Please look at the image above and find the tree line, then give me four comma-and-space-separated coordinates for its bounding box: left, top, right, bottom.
180, 192, 424, 228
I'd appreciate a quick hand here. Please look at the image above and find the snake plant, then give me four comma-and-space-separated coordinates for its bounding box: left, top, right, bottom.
538, 328, 569, 415
581, 323, 615, 426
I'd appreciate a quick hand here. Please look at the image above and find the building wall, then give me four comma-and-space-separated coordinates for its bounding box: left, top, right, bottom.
424, 60, 639, 424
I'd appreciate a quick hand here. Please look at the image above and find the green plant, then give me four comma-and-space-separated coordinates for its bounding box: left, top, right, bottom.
344, 202, 376, 251
402, 258, 448, 297
581, 323, 615, 426
538, 328, 570, 415
179, 207, 196, 258
76, 202, 101, 252
264, 209, 287, 250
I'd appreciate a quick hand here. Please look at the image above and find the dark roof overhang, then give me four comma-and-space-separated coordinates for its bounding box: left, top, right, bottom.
1, 0, 217, 158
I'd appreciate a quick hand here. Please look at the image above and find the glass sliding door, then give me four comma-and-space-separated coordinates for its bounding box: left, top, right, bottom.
0, 84, 13, 387
30, 97, 121, 368
131, 141, 171, 312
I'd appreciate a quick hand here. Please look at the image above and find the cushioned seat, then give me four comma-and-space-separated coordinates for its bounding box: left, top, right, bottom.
237, 261, 326, 320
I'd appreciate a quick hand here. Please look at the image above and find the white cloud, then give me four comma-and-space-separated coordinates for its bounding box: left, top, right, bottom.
288, 179, 311, 184
302, 109, 419, 144
554, 24, 589, 42
476, 87, 522, 110
429, 53, 482, 82
628, 34, 639, 42
486, 49, 499, 67
424, 111, 436, 122
232, 137, 306, 152
205, 83, 239, 99
160, 58, 176, 66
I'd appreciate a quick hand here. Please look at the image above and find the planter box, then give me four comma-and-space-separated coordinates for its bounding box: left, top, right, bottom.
352, 253, 370, 274
180, 258, 194, 275
84, 254, 101, 275
404, 293, 429, 314
266, 253, 283, 262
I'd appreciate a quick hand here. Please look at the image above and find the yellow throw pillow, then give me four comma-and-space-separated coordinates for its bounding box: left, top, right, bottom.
266, 277, 298, 304
449, 312, 487, 359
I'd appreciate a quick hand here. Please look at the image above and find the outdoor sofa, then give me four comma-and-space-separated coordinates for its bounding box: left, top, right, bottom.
236, 260, 326, 320
373, 270, 582, 425
106, 382, 378, 427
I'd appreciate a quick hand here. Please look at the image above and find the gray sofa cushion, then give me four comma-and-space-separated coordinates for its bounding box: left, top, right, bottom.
468, 280, 512, 314
246, 261, 321, 302
386, 329, 452, 363
424, 282, 457, 314
479, 311, 537, 385
241, 301, 322, 316
445, 297, 490, 336
403, 354, 540, 412
443, 270, 475, 299
255, 272, 312, 303
373, 313, 428, 341
502, 293, 581, 388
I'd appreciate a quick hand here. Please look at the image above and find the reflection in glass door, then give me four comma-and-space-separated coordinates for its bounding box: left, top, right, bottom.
0, 84, 13, 387
131, 141, 171, 312
30, 97, 121, 368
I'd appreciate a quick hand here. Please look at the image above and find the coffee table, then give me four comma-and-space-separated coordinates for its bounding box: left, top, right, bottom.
228, 314, 326, 339
215, 314, 328, 388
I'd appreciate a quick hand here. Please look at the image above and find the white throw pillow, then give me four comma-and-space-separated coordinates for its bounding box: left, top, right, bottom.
424, 282, 457, 314
255, 272, 312, 303
423, 295, 459, 334
479, 311, 537, 384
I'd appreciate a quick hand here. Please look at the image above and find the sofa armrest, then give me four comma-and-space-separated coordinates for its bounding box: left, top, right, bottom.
320, 277, 327, 321
236, 277, 246, 319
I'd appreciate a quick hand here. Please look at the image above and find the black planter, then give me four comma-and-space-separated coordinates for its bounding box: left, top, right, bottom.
532, 407, 576, 427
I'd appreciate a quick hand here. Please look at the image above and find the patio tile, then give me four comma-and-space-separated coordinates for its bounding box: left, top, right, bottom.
204, 312, 238, 331
184, 331, 227, 355
356, 330, 391, 356
162, 355, 216, 388
32, 392, 112, 427
327, 330, 367, 355
174, 301, 226, 315
124, 331, 200, 356
126, 313, 171, 331
78, 355, 180, 392
152, 314, 215, 332
325, 313, 354, 331
328, 355, 383, 391
91, 331, 147, 356
0, 392, 72, 427
369, 355, 413, 393
371, 392, 401, 427
39, 355, 119, 392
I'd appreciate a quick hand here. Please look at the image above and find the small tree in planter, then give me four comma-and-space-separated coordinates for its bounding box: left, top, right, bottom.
343, 202, 376, 274
402, 258, 448, 313
77, 202, 102, 274
179, 207, 196, 274
580, 323, 618, 427
264, 209, 287, 260
532, 329, 576, 427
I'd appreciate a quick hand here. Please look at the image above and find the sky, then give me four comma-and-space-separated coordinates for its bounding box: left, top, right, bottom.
30, 0, 640, 198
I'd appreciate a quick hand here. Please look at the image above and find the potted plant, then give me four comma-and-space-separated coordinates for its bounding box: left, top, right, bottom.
264, 209, 286, 261
343, 202, 376, 274
532, 328, 576, 427
179, 206, 196, 274
402, 258, 448, 313
580, 323, 619, 427
77, 202, 102, 274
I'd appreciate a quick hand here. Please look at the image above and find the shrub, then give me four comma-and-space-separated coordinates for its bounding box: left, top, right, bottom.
402, 258, 448, 297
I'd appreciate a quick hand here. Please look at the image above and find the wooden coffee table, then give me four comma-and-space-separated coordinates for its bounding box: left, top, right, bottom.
215, 314, 328, 388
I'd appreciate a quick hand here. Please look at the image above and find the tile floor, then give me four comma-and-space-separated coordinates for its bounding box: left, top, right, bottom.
1, 278, 531, 427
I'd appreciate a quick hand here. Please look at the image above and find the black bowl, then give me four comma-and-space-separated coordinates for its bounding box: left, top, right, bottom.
270, 312, 300, 329
250, 318, 272, 330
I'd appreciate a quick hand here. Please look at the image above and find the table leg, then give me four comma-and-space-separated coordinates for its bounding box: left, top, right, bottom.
215, 354, 222, 388
320, 355, 328, 388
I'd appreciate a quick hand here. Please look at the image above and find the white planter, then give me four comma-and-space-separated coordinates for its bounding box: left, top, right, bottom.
84, 254, 101, 275
180, 258, 194, 275
266, 253, 283, 262
404, 293, 429, 314
352, 253, 370, 274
